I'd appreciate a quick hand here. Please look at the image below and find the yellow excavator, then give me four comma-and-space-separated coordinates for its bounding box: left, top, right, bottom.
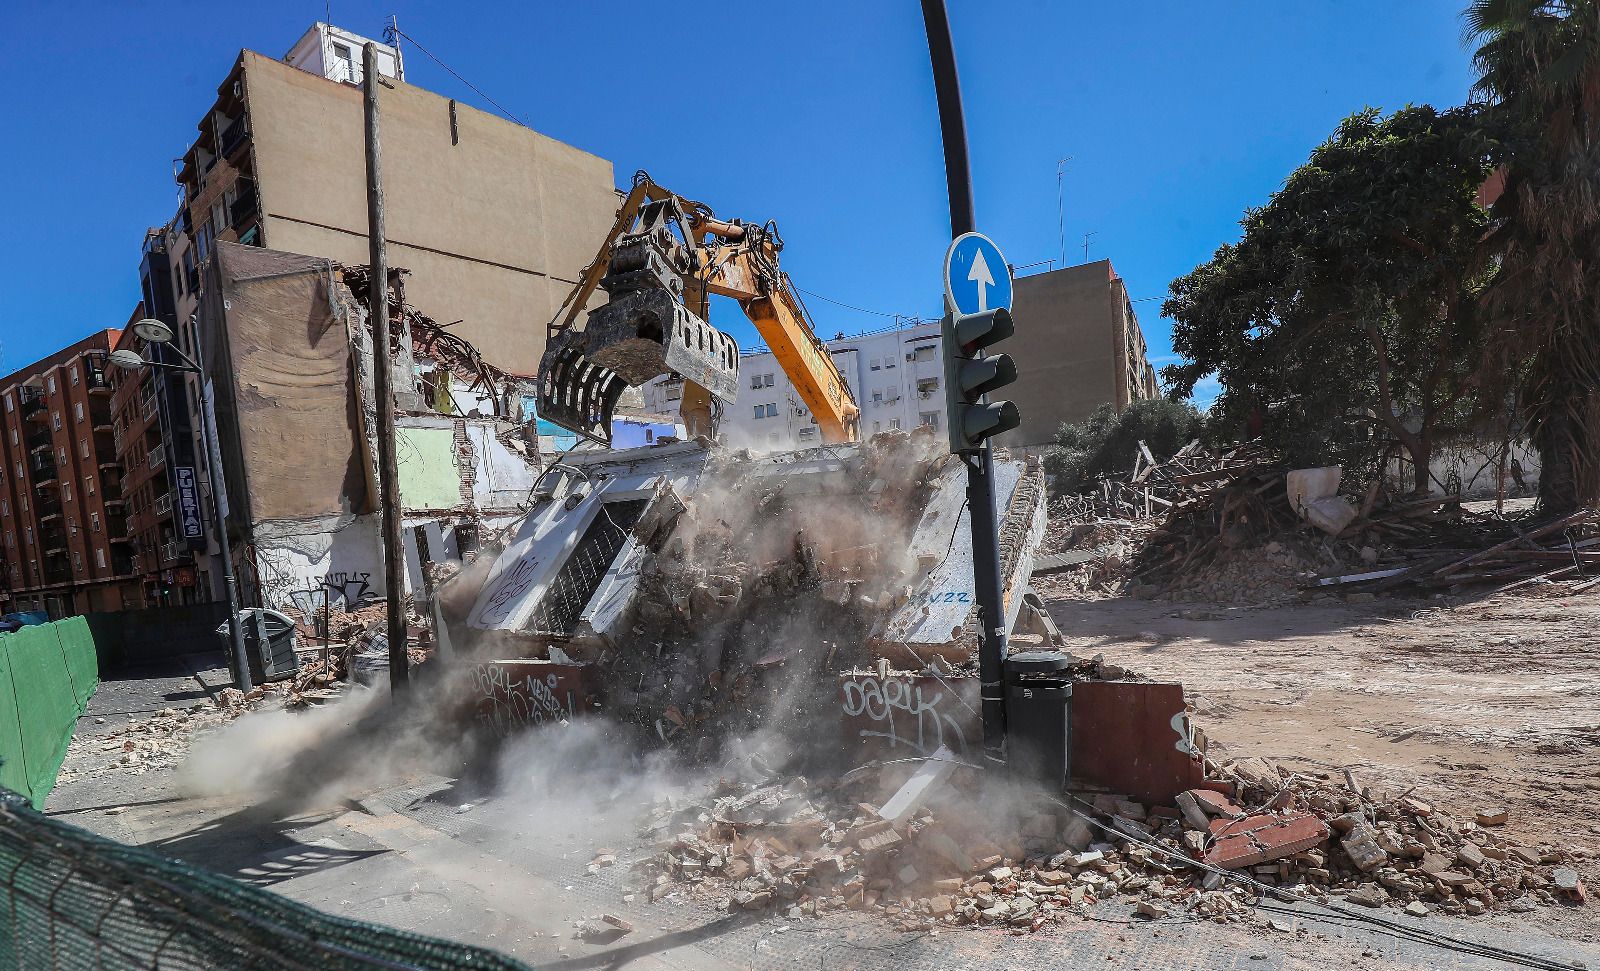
537, 172, 860, 446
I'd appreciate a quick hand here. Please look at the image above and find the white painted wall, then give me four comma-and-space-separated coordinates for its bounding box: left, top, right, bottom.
283, 23, 403, 85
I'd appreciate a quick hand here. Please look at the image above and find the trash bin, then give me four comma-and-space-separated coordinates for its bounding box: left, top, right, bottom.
1005, 651, 1073, 790
215, 608, 301, 684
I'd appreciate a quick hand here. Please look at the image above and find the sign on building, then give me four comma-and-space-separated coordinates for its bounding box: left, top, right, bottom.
176, 466, 205, 541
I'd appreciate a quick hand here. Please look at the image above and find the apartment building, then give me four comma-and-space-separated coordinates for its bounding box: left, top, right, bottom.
638, 261, 1162, 454
0, 332, 138, 617
1000, 260, 1161, 449
642, 320, 946, 452
174, 22, 615, 377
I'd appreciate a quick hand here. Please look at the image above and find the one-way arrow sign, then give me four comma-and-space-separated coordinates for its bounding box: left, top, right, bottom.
944, 232, 1012, 317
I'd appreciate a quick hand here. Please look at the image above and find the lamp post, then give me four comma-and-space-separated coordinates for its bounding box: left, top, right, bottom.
110, 319, 253, 693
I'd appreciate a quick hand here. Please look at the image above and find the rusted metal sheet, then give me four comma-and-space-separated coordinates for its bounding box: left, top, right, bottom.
1068, 681, 1204, 806
466, 659, 597, 739
838, 672, 982, 760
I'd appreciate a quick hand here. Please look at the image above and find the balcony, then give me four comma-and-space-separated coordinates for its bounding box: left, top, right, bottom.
37, 497, 62, 522
25, 432, 51, 454
84, 367, 110, 395
160, 540, 181, 564
40, 529, 67, 555
140, 396, 158, 422
154, 492, 173, 517
21, 389, 47, 422
110, 553, 135, 576
28, 453, 57, 483
219, 115, 250, 159
148, 449, 166, 473
230, 183, 258, 228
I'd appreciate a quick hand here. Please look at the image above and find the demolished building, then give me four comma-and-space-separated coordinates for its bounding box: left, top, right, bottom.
197, 241, 543, 616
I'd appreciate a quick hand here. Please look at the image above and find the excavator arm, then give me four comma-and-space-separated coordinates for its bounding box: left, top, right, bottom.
537, 172, 859, 446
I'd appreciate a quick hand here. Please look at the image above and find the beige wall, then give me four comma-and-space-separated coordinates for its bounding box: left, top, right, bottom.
999, 261, 1126, 449
242, 52, 617, 376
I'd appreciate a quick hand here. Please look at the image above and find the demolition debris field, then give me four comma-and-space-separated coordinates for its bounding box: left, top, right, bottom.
1034, 576, 1600, 940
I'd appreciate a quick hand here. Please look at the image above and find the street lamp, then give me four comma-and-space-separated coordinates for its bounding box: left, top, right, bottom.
111, 319, 253, 693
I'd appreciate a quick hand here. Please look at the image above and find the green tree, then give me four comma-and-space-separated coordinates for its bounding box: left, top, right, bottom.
1163, 105, 1500, 494
1045, 398, 1207, 494
1467, 0, 1600, 512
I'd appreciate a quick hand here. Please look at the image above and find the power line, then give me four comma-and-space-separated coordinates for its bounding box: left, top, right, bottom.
791, 286, 916, 320
392, 28, 530, 129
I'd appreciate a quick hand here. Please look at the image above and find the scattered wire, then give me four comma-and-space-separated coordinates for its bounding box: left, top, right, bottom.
393, 28, 530, 129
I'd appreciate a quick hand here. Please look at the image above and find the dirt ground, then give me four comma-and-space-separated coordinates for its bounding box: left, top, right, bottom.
1038, 575, 1600, 944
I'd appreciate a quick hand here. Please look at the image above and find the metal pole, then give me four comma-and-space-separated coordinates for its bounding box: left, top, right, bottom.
920, 0, 1009, 760
199, 378, 252, 693
364, 42, 409, 695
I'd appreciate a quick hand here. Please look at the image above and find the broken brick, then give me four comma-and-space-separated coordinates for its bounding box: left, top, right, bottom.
1202, 813, 1329, 871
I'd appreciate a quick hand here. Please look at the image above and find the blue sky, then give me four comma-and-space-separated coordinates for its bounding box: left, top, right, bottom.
0, 2, 1478, 406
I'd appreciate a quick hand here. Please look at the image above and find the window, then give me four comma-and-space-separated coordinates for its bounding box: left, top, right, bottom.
96, 548, 106, 569
62, 483, 72, 504
920, 412, 940, 430
748, 373, 774, 389
52, 411, 61, 430
47, 375, 56, 394
3, 533, 10, 548
73, 551, 82, 573
74, 402, 83, 422
1, 499, 7, 516
766, 403, 778, 418
872, 391, 883, 404
56, 447, 65, 466
917, 377, 940, 396
90, 512, 100, 533
869, 358, 881, 372
873, 421, 882, 433
79, 438, 87, 458
174, 265, 186, 298
3, 393, 10, 412
890, 418, 901, 430
70, 365, 79, 387
84, 476, 94, 496
24, 527, 32, 546
797, 427, 817, 441
332, 43, 355, 83
912, 345, 937, 363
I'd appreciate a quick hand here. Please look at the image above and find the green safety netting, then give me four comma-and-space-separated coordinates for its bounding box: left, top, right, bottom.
0, 787, 534, 970
0, 618, 99, 808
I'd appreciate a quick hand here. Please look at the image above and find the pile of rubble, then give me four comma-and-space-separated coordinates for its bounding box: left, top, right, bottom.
65, 683, 290, 778
614, 750, 1586, 931
596, 432, 952, 752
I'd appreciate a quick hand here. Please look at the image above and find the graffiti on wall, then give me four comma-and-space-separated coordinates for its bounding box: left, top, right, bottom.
476, 555, 540, 627
838, 673, 980, 758
468, 660, 593, 739
321, 571, 373, 608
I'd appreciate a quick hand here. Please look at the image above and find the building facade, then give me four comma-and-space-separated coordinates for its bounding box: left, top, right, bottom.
638, 261, 1161, 455
0, 331, 139, 617
174, 23, 616, 378
999, 260, 1160, 449
642, 320, 946, 453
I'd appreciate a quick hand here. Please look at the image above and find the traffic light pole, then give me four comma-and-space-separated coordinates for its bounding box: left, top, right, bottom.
921, 0, 1009, 761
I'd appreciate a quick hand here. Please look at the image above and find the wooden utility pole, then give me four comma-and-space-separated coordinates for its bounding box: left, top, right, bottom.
363, 42, 409, 695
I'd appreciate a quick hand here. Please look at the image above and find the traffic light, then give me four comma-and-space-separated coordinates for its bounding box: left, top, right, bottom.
942, 307, 1020, 453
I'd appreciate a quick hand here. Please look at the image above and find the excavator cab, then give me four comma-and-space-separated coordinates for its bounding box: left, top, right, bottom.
538, 192, 740, 445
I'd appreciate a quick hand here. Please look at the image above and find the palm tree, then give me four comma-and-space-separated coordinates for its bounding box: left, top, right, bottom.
1466, 0, 1600, 511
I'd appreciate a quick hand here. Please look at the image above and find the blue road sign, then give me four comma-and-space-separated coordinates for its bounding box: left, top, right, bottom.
943, 232, 1012, 317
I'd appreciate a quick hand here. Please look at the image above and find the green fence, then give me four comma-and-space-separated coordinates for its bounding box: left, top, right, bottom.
0, 787, 533, 970
0, 618, 98, 808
